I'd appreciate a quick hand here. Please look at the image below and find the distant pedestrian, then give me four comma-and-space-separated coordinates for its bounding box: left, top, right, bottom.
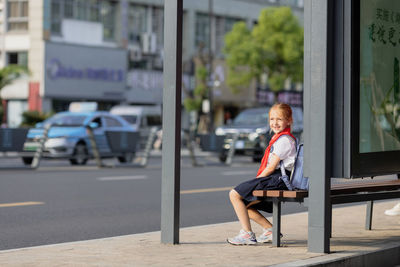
227, 103, 296, 245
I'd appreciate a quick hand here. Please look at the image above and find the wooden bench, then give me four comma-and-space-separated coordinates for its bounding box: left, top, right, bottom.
253, 179, 400, 246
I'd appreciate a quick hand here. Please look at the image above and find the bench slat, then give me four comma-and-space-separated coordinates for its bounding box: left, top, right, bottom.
253, 190, 308, 199
253, 180, 400, 199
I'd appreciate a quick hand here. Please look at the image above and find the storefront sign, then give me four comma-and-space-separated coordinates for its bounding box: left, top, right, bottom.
47, 58, 124, 82
44, 42, 127, 100
257, 90, 303, 107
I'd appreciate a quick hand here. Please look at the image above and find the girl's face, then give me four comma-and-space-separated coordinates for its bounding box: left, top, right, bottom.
269, 108, 291, 134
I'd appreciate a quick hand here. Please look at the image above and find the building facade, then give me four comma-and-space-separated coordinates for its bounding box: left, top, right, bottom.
0, 0, 303, 127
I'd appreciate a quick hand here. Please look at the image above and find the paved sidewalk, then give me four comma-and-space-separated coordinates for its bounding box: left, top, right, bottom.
1, 201, 400, 266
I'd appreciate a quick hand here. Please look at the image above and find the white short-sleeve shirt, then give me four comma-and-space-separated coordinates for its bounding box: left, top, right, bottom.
268, 135, 297, 171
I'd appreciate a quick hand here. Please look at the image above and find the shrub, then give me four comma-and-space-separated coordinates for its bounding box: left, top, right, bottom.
20, 110, 53, 127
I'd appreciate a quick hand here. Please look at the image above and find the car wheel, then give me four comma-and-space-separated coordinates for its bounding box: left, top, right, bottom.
22, 157, 33, 165
252, 151, 263, 162
252, 155, 262, 162
69, 143, 88, 165
219, 150, 227, 163
117, 152, 134, 163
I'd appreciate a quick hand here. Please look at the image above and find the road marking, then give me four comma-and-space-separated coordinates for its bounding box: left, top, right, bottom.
181, 186, 233, 194
0, 202, 45, 208
221, 170, 255, 176
97, 175, 147, 181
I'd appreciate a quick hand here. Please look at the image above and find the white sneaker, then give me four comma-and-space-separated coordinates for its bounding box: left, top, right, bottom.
257, 228, 283, 243
227, 229, 257, 245
384, 203, 400, 216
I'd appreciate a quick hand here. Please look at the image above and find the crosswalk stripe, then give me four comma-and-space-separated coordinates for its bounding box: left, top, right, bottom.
97, 175, 147, 181
0, 202, 45, 208
181, 186, 233, 194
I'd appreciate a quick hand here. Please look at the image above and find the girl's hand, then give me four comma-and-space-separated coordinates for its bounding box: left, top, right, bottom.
256, 153, 280, 178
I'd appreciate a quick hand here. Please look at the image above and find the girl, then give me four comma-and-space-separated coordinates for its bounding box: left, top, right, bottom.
227, 103, 297, 245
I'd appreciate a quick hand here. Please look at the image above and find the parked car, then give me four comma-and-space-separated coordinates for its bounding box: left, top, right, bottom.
110, 105, 162, 149
22, 111, 138, 165
214, 107, 303, 162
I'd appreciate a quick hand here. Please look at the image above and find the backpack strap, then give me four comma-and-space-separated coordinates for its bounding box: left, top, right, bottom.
280, 161, 294, 190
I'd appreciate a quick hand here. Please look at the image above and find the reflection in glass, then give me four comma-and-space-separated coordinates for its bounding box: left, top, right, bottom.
360, 0, 400, 153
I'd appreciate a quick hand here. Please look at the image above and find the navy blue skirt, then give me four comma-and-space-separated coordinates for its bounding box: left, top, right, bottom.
234, 170, 287, 213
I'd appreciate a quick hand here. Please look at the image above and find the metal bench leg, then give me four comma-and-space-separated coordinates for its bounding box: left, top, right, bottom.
272, 198, 281, 247
365, 201, 374, 230
328, 201, 332, 238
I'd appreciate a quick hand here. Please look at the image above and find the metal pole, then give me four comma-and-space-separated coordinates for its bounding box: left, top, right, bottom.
365, 201, 374, 230
85, 126, 103, 168
225, 133, 238, 166
161, 0, 182, 244
272, 199, 281, 247
31, 124, 51, 169
140, 126, 158, 167
305, 0, 332, 253
208, 0, 214, 133
184, 129, 199, 167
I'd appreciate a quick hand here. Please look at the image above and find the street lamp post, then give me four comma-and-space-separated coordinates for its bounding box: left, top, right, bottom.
208, 0, 214, 133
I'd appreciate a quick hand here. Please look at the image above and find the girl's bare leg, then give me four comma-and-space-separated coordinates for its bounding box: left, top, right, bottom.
229, 189, 252, 232
247, 207, 272, 229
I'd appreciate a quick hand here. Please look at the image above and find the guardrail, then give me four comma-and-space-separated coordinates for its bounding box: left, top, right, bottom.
0, 128, 29, 153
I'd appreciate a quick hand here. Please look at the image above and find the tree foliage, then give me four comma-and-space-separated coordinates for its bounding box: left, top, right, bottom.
0, 65, 29, 91
183, 49, 210, 112
0, 65, 30, 124
224, 7, 303, 93
20, 110, 53, 127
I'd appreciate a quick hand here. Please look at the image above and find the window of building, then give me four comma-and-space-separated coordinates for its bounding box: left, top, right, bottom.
215, 16, 241, 58
195, 13, 210, 51
64, 0, 73, 18
50, 0, 116, 40
7, 51, 28, 67
128, 4, 147, 44
51, 0, 62, 34
152, 7, 164, 52
7, 0, 29, 31
100, 0, 117, 41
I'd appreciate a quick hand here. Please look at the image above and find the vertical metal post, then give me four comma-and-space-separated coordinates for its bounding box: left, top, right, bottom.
161, 0, 182, 244
304, 0, 332, 253
86, 126, 103, 168
208, 0, 214, 132
365, 201, 374, 230
225, 133, 238, 166
31, 124, 51, 169
272, 199, 281, 247
140, 126, 158, 167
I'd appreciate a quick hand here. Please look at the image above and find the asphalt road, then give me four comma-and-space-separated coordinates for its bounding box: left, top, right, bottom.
0, 154, 307, 250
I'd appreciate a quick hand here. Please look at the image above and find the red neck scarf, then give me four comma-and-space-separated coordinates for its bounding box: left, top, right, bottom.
256, 127, 295, 176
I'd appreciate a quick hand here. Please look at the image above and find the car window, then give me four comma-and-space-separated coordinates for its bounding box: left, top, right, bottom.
45, 114, 87, 126
233, 110, 268, 125
147, 115, 162, 126
105, 116, 123, 127
91, 117, 103, 127
140, 116, 146, 127
120, 115, 137, 124
292, 107, 303, 132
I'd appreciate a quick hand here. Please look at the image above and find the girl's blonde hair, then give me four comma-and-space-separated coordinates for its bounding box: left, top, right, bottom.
269, 103, 293, 124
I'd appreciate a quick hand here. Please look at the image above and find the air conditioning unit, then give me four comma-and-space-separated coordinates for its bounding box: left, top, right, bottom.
128, 45, 142, 62
141, 33, 157, 54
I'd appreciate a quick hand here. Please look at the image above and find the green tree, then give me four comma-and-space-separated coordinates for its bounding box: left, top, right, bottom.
224, 7, 303, 96
0, 65, 30, 124
183, 45, 209, 113
0, 65, 29, 90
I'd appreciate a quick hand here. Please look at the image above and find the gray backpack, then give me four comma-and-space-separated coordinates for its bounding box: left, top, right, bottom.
280, 143, 309, 191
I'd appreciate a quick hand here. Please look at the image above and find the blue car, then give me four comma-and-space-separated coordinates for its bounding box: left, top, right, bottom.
22, 111, 138, 165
